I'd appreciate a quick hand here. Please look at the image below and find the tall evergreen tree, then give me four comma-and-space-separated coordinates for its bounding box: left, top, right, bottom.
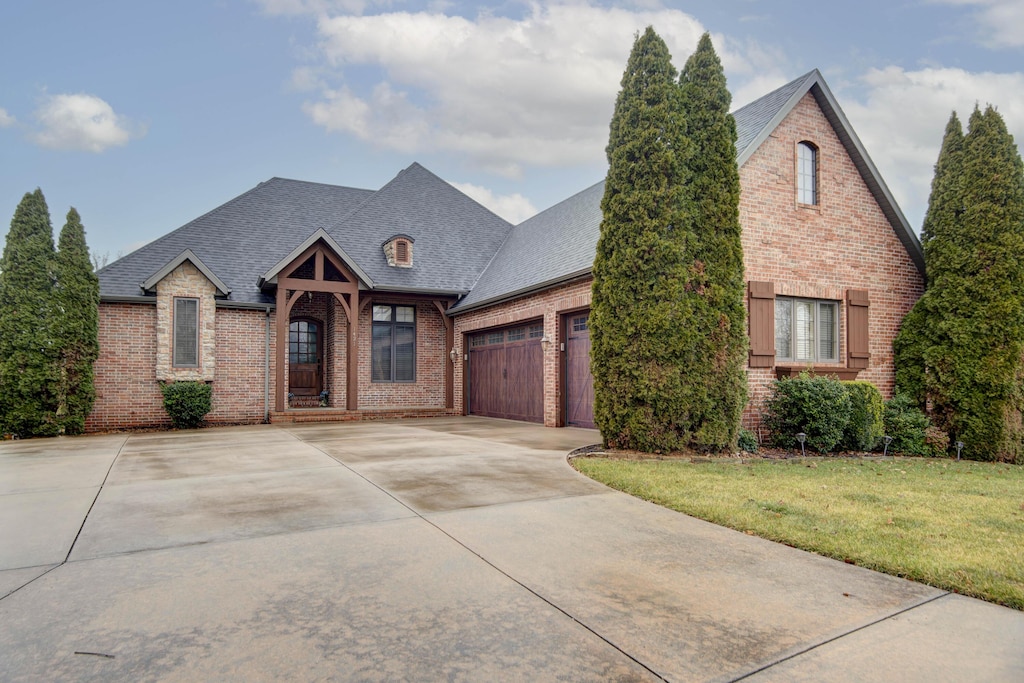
897, 107, 1024, 462
677, 33, 747, 449
590, 27, 693, 452
0, 190, 59, 437
894, 113, 964, 406
54, 208, 99, 435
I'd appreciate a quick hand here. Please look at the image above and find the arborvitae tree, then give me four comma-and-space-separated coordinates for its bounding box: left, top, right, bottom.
0, 190, 59, 437
677, 33, 747, 449
54, 208, 99, 435
590, 27, 693, 451
894, 113, 965, 406
897, 107, 1024, 463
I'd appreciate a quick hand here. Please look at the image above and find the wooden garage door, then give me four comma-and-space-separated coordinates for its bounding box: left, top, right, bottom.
468, 323, 544, 423
565, 312, 595, 428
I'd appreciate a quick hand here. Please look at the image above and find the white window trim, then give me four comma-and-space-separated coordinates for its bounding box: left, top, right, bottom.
775, 297, 838, 363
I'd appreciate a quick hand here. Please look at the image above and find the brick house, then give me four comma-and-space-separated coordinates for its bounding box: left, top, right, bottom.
88, 70, 924, 433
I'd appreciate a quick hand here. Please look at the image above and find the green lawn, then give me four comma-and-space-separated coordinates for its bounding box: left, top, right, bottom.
573, 455, 1024, 609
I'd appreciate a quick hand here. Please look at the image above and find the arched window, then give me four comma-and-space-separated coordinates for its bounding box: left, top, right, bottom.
797, 142, 818, 205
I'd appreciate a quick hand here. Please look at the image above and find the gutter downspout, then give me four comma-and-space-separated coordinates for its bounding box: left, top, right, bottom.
264, 306, 271, 423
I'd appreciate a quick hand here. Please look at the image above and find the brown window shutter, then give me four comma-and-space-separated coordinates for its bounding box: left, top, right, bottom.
847, 289, 870, 369
748, 281, 775, 368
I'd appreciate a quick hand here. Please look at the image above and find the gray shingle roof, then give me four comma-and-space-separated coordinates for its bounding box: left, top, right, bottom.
450, 70, 924, 314
98, 163, 513, 305
452, 181, 604, 312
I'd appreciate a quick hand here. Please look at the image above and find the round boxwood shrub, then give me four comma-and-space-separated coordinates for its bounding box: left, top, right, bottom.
883, 393, 947, 457
842, 381, 884, 452
737, 428, 758, 453
160, 381, 212, 429
763, 373, 851, 453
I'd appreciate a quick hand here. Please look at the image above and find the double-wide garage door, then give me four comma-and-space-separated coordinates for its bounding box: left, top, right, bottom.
469, 322, 545, 422
468, 313, 595, 428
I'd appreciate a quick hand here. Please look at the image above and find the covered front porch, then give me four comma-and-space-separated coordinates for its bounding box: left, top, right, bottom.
260, 230, 458, 417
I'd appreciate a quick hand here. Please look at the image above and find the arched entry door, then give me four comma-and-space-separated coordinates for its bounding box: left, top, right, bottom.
289, 318, 322, 398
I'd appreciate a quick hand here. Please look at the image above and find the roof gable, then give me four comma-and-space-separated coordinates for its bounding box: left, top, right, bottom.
260, 228, 373, 289
141, 249, 231, 296
733, 70, 924, 274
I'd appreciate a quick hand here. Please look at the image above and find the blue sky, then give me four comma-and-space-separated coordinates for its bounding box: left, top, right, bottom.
2, 0, 1022, 262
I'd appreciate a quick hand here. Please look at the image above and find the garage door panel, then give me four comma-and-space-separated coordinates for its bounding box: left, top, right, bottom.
504, 341, 543, 423
468, 325, 543, 424
566, 313, 595, 429
469, 346, 506, 418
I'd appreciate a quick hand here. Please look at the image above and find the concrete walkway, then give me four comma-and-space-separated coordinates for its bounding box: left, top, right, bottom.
0, 417, 1021, 681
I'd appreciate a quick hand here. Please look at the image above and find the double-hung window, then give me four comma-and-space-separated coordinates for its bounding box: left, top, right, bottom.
371, 304, 415, 382
173, 297, 199, 367
775, 297, 837, 363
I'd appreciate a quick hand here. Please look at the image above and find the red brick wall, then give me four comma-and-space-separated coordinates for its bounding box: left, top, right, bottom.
739, 93, 924, 432
88, 302, 276, 431
453, 279, 593, 427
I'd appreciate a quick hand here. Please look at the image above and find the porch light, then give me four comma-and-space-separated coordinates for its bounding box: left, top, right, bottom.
540, 336, 551, 353
449, 348, 458, 364
796, 432, 806, 458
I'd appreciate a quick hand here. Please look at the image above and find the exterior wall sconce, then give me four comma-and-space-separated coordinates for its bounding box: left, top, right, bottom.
540, 336, 551, 353
449, 348, 458, 364
795, 432, 806, 457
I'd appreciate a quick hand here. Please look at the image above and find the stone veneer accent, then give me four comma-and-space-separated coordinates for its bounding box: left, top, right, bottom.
155, 261, 217, 381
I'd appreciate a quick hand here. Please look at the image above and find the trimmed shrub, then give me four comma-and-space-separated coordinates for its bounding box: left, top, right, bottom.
882, 394, 932, 456
763, 373, 851, 453
842, 381, 884, 452
737, 428, 758, 453
160, 381, 212, 429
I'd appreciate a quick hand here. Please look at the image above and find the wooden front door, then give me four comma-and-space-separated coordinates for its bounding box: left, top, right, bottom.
289, 318, 321, 396
468, 323, 544, 423
565, 312, 595, 428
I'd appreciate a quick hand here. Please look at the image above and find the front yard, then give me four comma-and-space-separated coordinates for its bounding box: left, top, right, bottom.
573, 455, 1024, 609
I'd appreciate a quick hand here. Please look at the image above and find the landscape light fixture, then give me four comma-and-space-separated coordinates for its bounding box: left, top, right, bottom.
955, 441, 964, 461
883, 435, 893, 457
796, 432, 806, 458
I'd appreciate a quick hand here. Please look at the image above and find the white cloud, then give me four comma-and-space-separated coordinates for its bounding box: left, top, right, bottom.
32, 93, 143, 152
931, 0, 1024, 48
840, 66, 1024, 230
449, 181, 537, 223
296, 4, 712, 175
0, 107, 15, 127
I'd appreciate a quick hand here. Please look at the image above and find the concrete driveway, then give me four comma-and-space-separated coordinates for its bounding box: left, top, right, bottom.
1, 417, 1021, 681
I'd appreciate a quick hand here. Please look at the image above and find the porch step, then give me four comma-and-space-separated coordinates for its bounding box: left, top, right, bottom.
288, 396, 322, 409
269, 407, 457, 424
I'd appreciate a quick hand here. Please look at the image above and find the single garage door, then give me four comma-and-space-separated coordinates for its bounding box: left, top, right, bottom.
565, 312, 595, 428
468, 322, 544, 423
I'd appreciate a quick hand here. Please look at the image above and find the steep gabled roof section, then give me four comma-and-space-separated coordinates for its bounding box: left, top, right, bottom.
451, 181, 604, 313
323, 163, 513, 294
733, 70, 925, 274
141, 249, 231, 296
98, 178, 374, 305
97, 164, 514, 305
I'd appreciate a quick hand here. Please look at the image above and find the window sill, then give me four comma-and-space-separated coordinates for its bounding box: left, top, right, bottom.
775, 365, 860, 381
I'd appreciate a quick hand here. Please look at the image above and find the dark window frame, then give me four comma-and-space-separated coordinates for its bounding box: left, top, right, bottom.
371, 304, 416, 383
172, 297, 200, 368
797, 141, 818, 206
